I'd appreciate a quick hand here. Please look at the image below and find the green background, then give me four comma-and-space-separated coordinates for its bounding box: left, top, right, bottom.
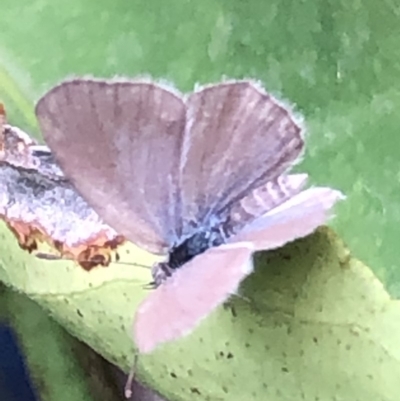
1, 0, 399, 292
1, 1, 400, 400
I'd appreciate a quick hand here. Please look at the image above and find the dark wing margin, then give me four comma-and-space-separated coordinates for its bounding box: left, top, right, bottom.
179, 81, 304, 233
35, 78, 186, 254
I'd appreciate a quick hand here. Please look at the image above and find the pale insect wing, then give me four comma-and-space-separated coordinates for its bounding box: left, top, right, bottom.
133, 243, 254, 354
231, 187, 345, 250
180, 81, 304, 232
36, 78, 186, 254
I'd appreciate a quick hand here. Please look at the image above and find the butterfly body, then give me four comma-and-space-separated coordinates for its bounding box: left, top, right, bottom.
168, 224, 226, 266
154, 172, 309, 285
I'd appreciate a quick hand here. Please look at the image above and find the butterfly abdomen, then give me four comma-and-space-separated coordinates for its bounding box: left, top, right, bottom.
225, 174, 308, 236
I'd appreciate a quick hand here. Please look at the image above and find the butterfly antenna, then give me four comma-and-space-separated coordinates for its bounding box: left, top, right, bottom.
124, 352, 139, 399
34, 252, 61, 261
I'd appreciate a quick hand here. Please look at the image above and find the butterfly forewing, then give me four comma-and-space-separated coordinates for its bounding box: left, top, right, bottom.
180, 81, 304, 231
36, 79, 186, 254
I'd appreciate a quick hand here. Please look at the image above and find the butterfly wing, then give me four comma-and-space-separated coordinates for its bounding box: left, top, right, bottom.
133, 187, 344, 353
232, 187, 345, 250
133, 243, 254, 354
35, 78, 186, 254
179, 81, 304, 233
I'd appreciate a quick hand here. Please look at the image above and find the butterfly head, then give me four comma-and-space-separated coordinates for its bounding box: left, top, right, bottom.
150, 261, 174, 287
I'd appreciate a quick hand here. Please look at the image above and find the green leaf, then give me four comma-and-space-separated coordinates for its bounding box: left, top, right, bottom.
2, 225, 400, 400
1, 283, 139, 401
1, 285, 96, 401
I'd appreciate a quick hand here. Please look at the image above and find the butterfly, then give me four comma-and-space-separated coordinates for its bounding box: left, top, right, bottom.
35, 78, 344, 354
